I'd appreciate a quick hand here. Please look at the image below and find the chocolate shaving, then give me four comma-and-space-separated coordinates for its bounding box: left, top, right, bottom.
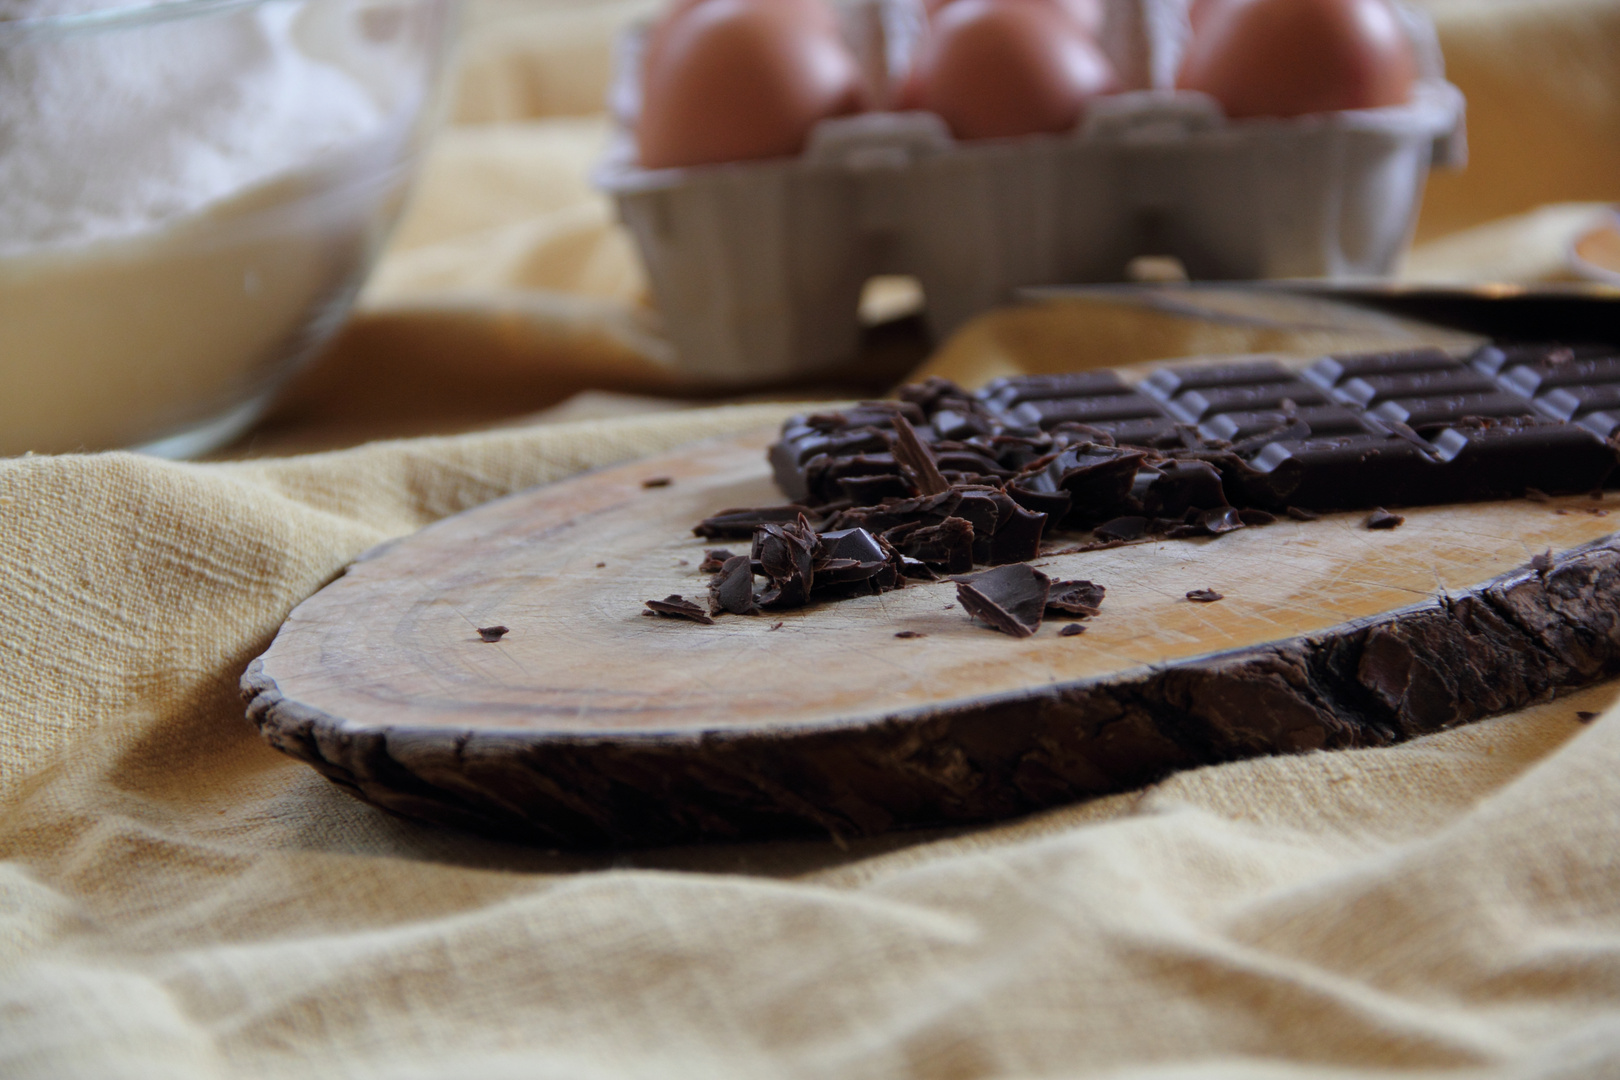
1530, 549, 1553, 575
1286, 506, 1321, 522
695, 505, 817, 539
644, 595, 714, 625
641, 476, 673, 488
1366, 508, 1405, 530
894, 630, 926, 639
476, 625, 508, 642
1185, 589, 1223, 603
1577, 711, 1598, 723
1059, 623, 1085, 637
956, 563, 1050, 638
1046, 579, 1105, 616
887, 413, 950, 496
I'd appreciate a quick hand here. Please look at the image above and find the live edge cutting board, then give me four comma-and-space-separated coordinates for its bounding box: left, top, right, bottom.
243, 427, 1620, 847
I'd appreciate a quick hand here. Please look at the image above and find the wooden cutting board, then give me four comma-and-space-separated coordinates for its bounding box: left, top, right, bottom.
244, 427, 1620, 847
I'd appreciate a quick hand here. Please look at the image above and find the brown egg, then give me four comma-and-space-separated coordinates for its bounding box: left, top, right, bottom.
924, 0, 1104, 38
912, 0, 1118, 140
1176, 0, 1417, 119
637, 0, 865, 169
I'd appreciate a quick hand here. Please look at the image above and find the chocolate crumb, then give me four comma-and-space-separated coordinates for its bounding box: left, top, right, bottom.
476, 625, 509, 642
1525, 487, 1550, 503
1530, 549, 1553, 574
1186, 589, 1223, 603
894, 630, 926, 639
1059, 623, 1085, 637
956, 563, 1050, 637
1577, 711, 1598, 723
642, 476, 673, 488
595, 561, 606, 568
644, 595, 714, 625
768, 621, 784, 631
1286, 506, 1320, 522
1366, 508, 1405, 530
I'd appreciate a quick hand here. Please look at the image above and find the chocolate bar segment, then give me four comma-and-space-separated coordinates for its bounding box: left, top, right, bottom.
764, 343, 1620, 550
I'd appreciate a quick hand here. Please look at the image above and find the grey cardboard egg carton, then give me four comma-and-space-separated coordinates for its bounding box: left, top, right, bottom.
595, 0, 1466, 382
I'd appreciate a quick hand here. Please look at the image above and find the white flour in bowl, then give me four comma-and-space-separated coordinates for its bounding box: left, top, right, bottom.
0, 0, 425, 455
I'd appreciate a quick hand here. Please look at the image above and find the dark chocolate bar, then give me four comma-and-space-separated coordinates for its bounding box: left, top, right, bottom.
769, 343, 1620, 534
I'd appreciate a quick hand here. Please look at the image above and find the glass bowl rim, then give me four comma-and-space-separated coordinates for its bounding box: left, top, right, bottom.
1, 0, 317, 38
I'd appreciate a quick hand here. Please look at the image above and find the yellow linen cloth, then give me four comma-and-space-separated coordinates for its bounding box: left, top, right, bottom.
8, 0, 1620, 1074
6, 420, 1620, 1079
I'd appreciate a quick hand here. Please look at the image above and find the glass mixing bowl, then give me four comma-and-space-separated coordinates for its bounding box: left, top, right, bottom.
0, 0, 457, 457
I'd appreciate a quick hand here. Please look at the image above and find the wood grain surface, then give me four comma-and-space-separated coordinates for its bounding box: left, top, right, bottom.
244, 427, 1620, 847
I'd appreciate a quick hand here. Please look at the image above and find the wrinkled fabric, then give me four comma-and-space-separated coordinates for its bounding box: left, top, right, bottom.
7, 0, 1620, 1075
3, 416, 1620, 1078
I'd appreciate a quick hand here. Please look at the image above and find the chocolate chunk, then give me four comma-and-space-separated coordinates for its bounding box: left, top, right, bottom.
1047, 579, 1105, 616
476, 625, 509, 642
988, 494, 1047, 565
956, 563, 1050, 638
710, 555, 759, 615
1059, 623, 1086, 637
1094, 516, 1149, 542
1237, 508, 1276, 526
1185, 589, 1223, 603
895, 516, 976, 574
898, 556, 938, 580
641, 476, 673, 488
695, 505, 817, 539
753, 516, 819, 608
1136, 459, 1227, 519
644, 596, 714, 625
812, 527, 899, 595
1366, 508, 1405, 530
1286, 506, 1320, 521
1577, 711, 1598, 723
894, 630, 926, 639
699, 548, 736, 573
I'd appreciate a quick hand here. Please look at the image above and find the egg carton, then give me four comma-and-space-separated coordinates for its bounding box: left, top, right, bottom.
594, 0, 1466, 382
